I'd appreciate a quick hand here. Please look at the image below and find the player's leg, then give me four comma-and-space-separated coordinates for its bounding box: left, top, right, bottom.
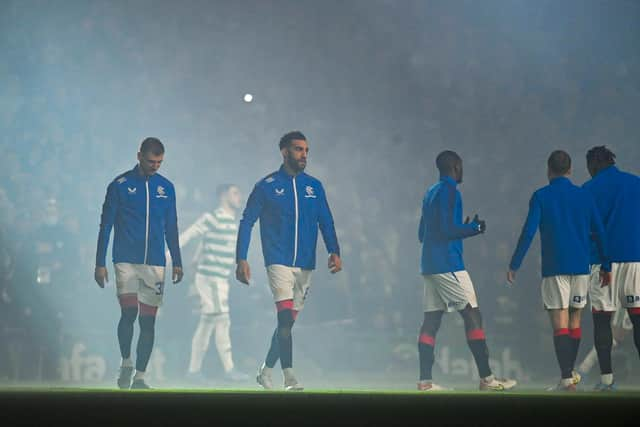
188, 313, 216, 380
628, 307, 640, 358
443, 271, 515, 391
131, 302, 157, 389
187, 273, 216, 382
209, 279, 248, 381
417, 309, 444, 390
279, 268, 311, 391
416, 273, 457, 391
588, 264, 617, 389
568, 307, 583, 380
116, 293, 138, 389
458, 305, 491, 380
620, 262, 640, 359
130, 265, 165, 389
567, 274, 588, 383
114, 263, 140, 389
542, 275, 575, 390
548, 308, 575, 389
258, 265, 296, 389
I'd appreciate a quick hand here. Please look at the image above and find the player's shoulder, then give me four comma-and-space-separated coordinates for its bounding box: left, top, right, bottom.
153, 172, 174, 187
300, 172, 323, 187
619, 168, 640, 183
255, 170, 282, 188
110, 167, 136, 187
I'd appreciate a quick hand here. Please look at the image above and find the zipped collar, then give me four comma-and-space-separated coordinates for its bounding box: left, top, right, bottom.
278, 164, 306, 180
132, 164, 158, 182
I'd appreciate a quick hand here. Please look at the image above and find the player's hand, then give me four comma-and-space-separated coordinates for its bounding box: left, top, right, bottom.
506, 269, 516, 286
328, 253, 342, 274
94, 266, 108, 288
599, 269, 611, 288
236, 260, 251, 285
472, 214, 486, 233
172, 266, 183, 284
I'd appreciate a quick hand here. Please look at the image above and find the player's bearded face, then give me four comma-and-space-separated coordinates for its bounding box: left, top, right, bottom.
138, 152, 164, 176
284, 140, 308, 173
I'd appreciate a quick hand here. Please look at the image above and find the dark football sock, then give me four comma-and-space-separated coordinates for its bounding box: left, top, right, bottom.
136, 315, 156, 372
553, 329, 573, 379
277, 309, 294, 369
418, 334, 435, 381
117, 307, 138, 359
629, 310, 640, 359
466, 329, 492, 379
265, 327, 279, 368
593, 312, 613, 375
569, 327, 582, 370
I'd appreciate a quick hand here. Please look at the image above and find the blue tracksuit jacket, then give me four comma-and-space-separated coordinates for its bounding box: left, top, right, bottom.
583, 165, 640, 264
509, 176, 610, 277
236, 165, 340, 269
96, 165, 182, 268
419, 176, 483, 275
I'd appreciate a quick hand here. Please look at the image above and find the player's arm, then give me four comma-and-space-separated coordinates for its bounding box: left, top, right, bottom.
507, 192, 541, 282
418, 213, 425, 243
589, 197, 612, 286
95, 181, 118, 288
178, 213, 210, 249
438, 184, 483, 240
165, 184, 183, 284
235, 183, 264, 285
317, 184, 341, 274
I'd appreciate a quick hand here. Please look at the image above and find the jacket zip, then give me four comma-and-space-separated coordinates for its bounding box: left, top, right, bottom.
292, 176, 299, 266
144, 178, 150, 264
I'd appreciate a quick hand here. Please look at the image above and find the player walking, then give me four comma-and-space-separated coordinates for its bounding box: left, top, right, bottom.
417, 150, 516, 392
582, 146, 640, 390
507, 150, 611, 391
235, 131, 342, 391
180, 184, 249, 383
95, 137, 183, 390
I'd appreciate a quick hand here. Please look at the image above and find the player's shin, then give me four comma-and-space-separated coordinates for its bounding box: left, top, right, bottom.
135, 304, 158, 375
553, 328, 573, 380
418, 333, 436, 381
569, 327, 582, 371
593, 311, 613, 375
466, 328, 492, 379
629, 308, 640, 358
117, 296, 138, 362
276, 308, 294, 369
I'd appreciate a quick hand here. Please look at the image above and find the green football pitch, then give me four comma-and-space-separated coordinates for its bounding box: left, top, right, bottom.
1, 385, 638, 426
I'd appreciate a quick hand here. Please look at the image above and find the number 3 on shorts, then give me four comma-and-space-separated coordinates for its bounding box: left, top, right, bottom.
155, 281, 165, 296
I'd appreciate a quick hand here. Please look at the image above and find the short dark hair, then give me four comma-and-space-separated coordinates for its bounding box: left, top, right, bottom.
279, 131, 306, 150
216, 183, 237, 200
140, 137, 165, 155
547, 150, 571, 175
586, 145, 616, 168
435, 150, 461, 175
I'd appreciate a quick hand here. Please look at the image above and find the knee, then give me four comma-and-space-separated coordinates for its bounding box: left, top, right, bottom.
460, 306, 483, 330
215, 313, 230, 327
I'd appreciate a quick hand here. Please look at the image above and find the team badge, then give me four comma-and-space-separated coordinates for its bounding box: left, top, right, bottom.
156, 186, 168, 198
304, 186, 316, 198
